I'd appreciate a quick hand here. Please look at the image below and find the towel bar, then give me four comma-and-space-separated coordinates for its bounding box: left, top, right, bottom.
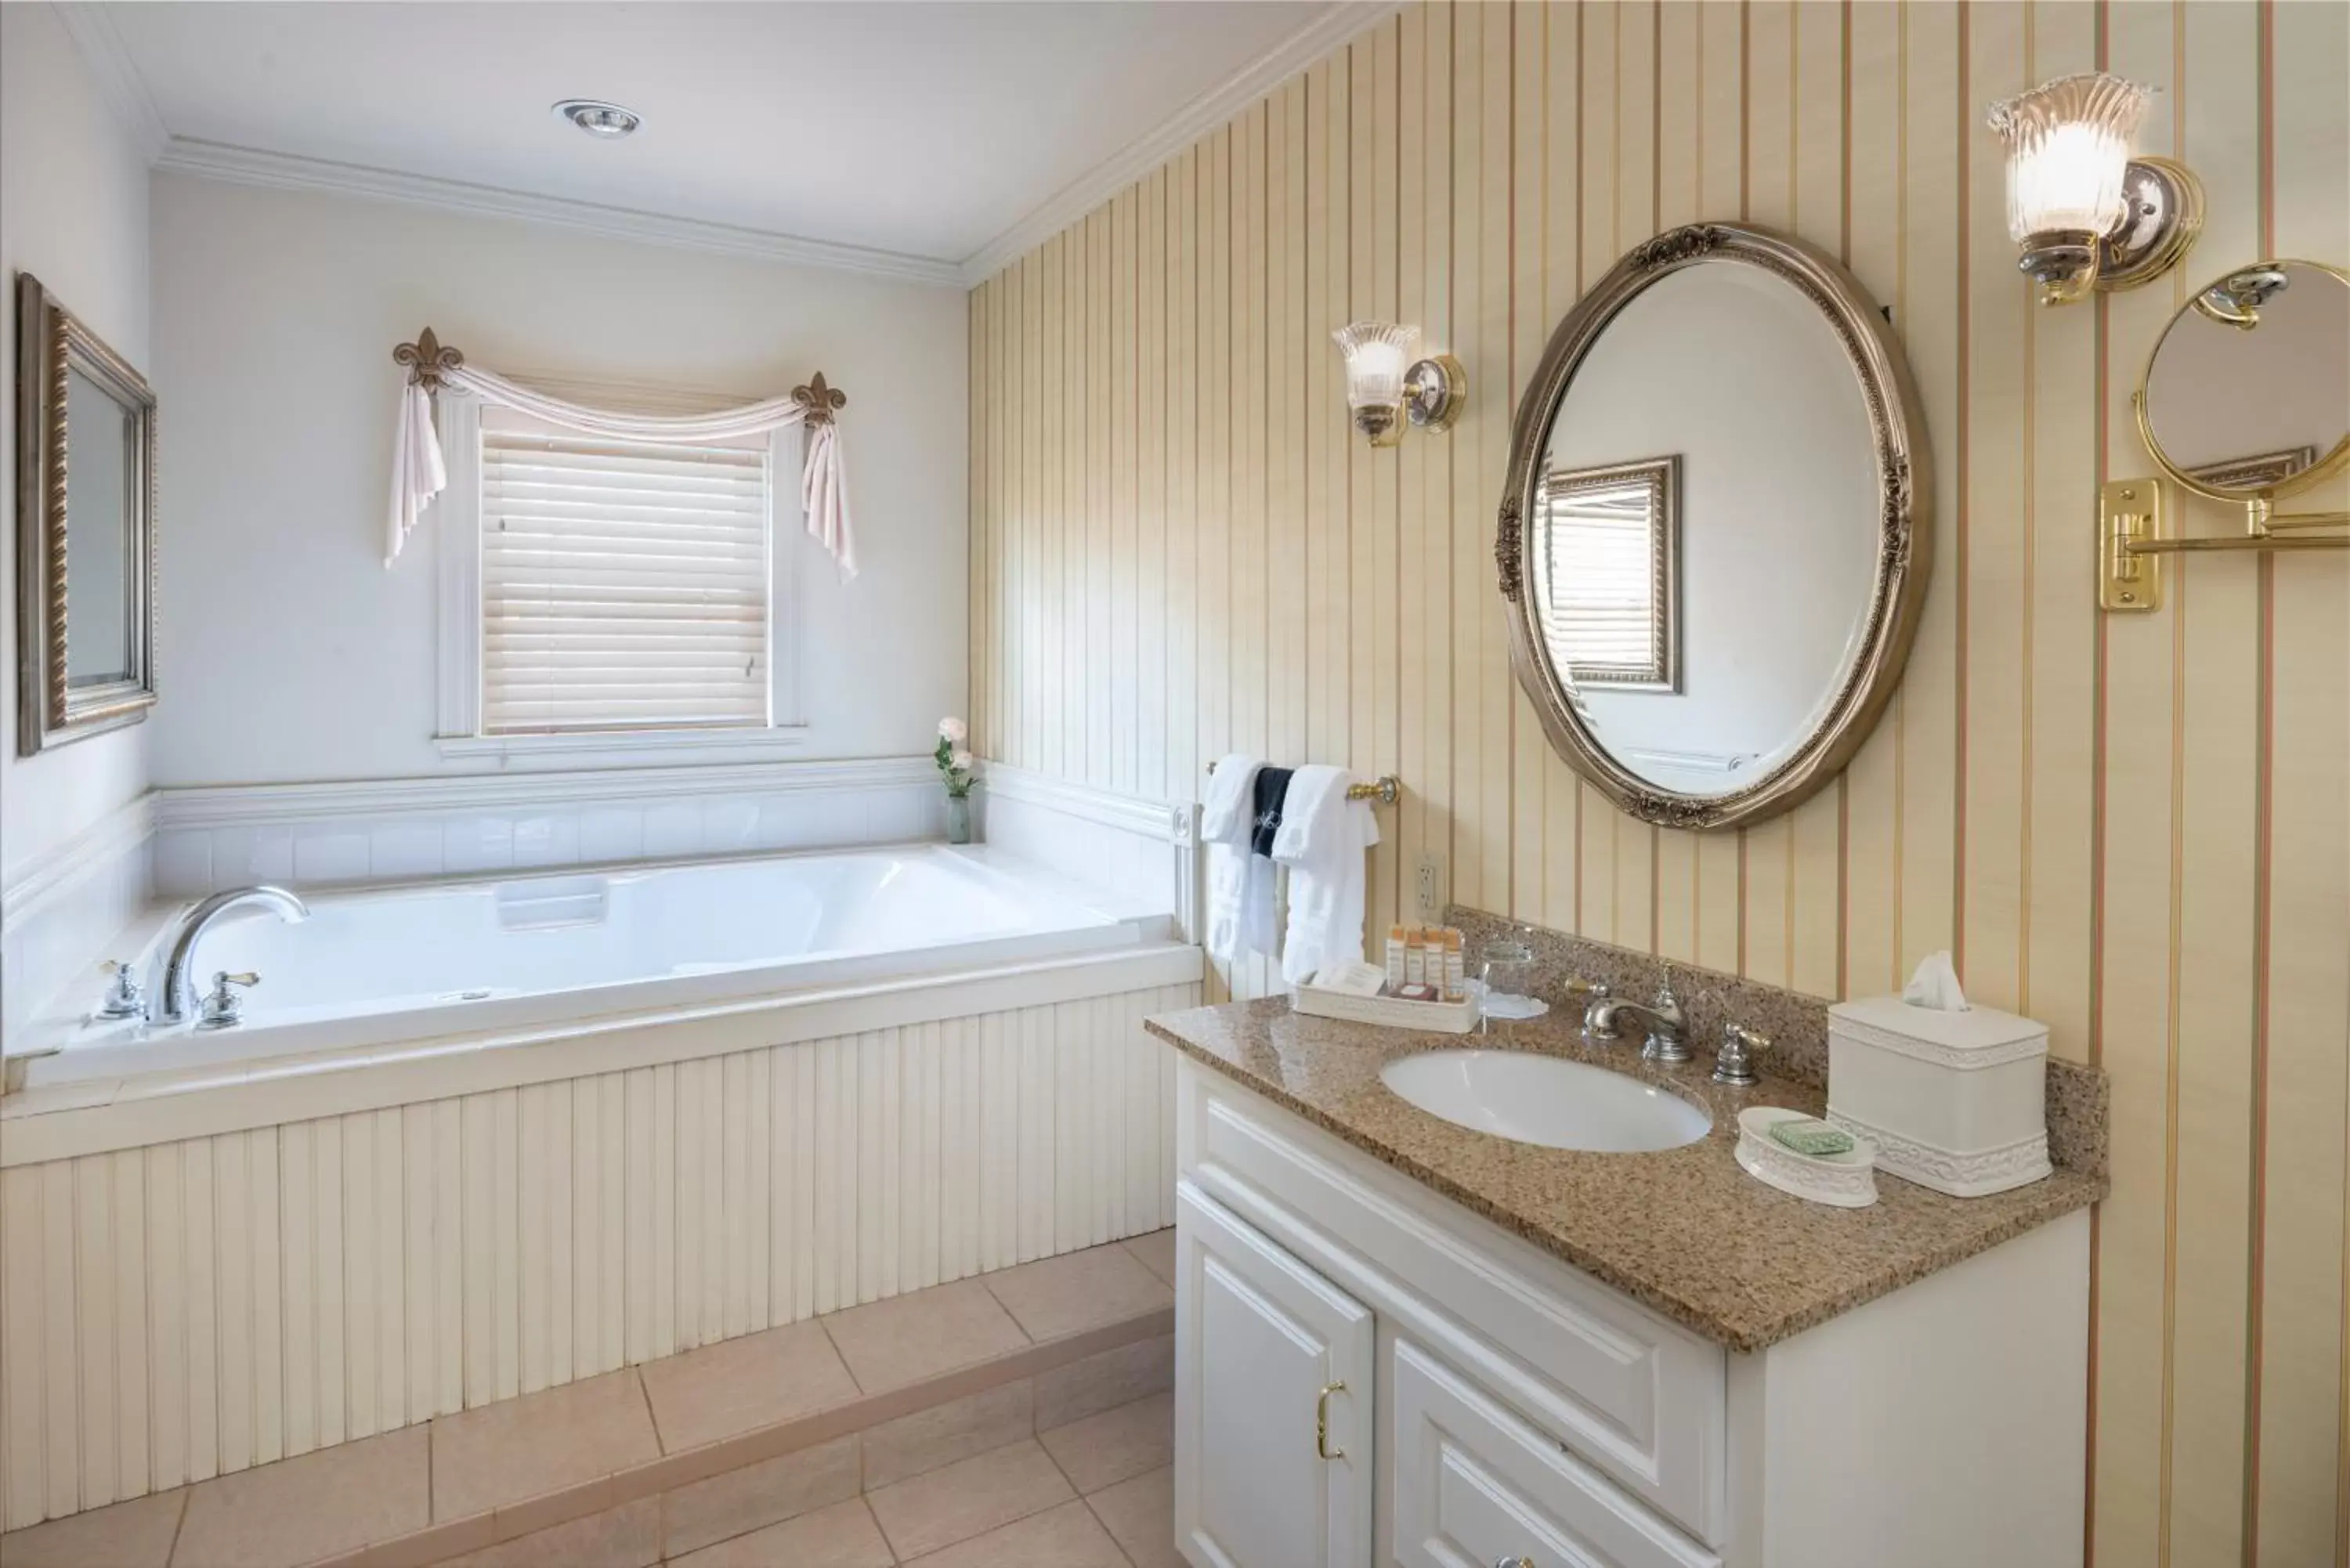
1206, 761, 1401, 807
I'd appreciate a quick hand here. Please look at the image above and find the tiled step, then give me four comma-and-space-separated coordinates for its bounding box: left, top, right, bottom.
0, 1233, 1178, 1568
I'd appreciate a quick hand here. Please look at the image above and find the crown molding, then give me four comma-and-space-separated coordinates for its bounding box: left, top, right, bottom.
955, 0, 1401, 286
153, 139, 967, 288
77, 0, 1393, 294
55, 2, 170, 161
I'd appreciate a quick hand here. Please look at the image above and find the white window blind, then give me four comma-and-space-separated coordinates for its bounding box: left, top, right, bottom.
479, 421, 770, 735
1539, 484, 1662, 681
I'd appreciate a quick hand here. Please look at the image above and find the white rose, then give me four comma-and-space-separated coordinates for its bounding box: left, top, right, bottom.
938, 717, 968, 743
949, 749, 974, 772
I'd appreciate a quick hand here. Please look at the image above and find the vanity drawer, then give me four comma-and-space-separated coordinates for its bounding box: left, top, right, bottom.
1390, 1335, 1720, 1568
1177, 1064, 1726, 1542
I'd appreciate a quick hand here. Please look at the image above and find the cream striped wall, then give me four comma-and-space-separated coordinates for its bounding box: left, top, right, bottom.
965, 2, 2348, 1561
0, 982, 1193, 1528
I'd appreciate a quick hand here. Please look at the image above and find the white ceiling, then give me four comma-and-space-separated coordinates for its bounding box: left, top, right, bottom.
87, 1, 1347, 276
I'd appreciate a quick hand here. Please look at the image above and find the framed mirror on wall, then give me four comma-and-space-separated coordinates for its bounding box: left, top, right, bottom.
1499, 222, 1933, 831
14, 273, 157, 756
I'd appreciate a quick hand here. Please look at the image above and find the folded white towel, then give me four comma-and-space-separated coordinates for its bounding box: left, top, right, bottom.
1202, 753, 1273, 966
1271, 766, 1380, 985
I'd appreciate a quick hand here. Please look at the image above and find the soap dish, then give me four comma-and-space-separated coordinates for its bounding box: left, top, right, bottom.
1736, 1107, 1879, 1209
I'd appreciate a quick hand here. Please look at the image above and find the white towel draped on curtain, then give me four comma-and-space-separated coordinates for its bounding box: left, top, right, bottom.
384, 363, 856, 576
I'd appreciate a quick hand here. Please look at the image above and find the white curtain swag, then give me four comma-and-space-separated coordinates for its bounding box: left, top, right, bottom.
385, 333, 856, 577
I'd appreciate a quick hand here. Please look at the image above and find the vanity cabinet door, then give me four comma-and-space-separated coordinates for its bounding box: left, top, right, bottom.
1175, 1182, 1374, 1568
1390, 1337, 1720, 1568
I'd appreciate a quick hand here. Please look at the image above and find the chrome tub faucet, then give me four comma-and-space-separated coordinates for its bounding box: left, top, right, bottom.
155, 886, 309, 1026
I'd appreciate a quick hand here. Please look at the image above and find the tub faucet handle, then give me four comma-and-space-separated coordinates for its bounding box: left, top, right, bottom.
96, 959, 146, 1020
197, 971, 260, 1031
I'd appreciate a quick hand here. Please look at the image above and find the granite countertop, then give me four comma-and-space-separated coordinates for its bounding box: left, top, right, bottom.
1145, 997, 2106, 1354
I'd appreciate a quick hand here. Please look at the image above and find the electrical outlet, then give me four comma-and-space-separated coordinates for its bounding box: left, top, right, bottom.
1414, 853, 1447, 926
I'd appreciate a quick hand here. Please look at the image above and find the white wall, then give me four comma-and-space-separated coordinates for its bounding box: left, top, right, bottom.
0, 3, 154, 883
147, 174, 967, 788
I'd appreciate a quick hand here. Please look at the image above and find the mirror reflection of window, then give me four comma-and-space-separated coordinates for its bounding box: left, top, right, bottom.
1538, 457, 1679, 692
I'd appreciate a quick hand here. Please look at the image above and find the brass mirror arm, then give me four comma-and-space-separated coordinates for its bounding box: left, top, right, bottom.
2124, 533, 2348, 556
2254, 510, 2350, 532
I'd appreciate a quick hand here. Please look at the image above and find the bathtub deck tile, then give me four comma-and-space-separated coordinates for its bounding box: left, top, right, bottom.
1120, 1227, 1177, 1288
171, 1425, 428, 1568
980, 1242, 1173, 1344
638, 1319, 862, 1455
428, 1368, 659, 1523
820, 1280, 1031, 1395
0, 1488, 184, 1568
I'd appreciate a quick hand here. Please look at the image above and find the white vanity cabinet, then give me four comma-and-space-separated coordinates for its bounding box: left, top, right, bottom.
1174, 1184, 1375, 1568
1170, 1058, 2091, 1568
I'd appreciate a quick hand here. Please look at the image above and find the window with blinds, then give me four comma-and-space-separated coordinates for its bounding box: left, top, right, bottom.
1535, 457, 1679, 691
479, 421, 771, 735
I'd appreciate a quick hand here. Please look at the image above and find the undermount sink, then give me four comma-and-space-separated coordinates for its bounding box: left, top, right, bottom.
1380, 1050, 1712, 1153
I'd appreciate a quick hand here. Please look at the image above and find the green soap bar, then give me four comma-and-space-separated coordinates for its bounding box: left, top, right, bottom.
1768, 1118, 1856, 1157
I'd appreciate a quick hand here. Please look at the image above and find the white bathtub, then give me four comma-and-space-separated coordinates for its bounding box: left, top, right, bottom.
20, 846, 1146, 1089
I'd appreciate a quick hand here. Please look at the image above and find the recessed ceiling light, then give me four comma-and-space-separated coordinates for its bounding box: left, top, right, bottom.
553, 99, 642, 139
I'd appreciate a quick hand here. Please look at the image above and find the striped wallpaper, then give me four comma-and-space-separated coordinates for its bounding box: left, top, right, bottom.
964, 2, 2348, 1561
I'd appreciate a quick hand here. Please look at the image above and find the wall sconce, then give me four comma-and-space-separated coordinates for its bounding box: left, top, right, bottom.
1331, 322, 1466, 446
1985, 71, 2203, 307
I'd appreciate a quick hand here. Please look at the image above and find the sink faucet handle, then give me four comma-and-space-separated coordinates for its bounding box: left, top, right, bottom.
1712, 1022, 1772, 1087
197, 971, 261, 1031
96, 959, 146, 1020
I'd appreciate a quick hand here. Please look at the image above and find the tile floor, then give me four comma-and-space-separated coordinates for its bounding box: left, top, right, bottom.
0, 1233, 1180, 1568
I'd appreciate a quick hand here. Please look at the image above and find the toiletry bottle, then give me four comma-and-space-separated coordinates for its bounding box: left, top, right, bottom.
1444, 929, 1466, 1003
1385, 926, 1407, 992
1404, 929, 1426, 988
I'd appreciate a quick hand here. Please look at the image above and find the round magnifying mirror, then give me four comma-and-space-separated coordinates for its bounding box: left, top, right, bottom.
1499, 223, 1932, 831
2139, 261, 2350, 498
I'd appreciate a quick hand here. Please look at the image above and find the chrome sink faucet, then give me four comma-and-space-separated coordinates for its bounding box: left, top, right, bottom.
1582, 974, 1690, 1064
155, 886, 308, 1025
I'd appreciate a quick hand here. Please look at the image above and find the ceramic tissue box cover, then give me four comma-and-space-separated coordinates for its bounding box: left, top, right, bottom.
1825, 994, 2052, 1197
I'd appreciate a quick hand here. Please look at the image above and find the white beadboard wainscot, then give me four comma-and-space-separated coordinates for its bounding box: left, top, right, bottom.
0, 977, 1197, 1527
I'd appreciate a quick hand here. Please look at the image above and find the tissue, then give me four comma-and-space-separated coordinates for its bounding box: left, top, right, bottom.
1902, 951, 1969, 1011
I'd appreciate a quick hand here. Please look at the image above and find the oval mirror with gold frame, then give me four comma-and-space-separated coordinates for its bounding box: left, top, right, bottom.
1497, 222, 1933, 832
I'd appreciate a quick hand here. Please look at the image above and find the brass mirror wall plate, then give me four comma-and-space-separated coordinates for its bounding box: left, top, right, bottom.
1497, 222, 1933, 832
14, 273, 158, 756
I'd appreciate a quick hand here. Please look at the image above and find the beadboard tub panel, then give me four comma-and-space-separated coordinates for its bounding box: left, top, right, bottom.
0, 979, 1196, 1528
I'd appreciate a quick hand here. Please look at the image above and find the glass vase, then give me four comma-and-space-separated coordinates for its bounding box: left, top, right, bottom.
945, 794, 973, 845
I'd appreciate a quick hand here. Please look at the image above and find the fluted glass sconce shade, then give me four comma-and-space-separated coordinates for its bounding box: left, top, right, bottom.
1984, 72, 2200, 306
1333, 321, 1417, 444
1332, 321, 1466, 446
1988, 72, 2144, 241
